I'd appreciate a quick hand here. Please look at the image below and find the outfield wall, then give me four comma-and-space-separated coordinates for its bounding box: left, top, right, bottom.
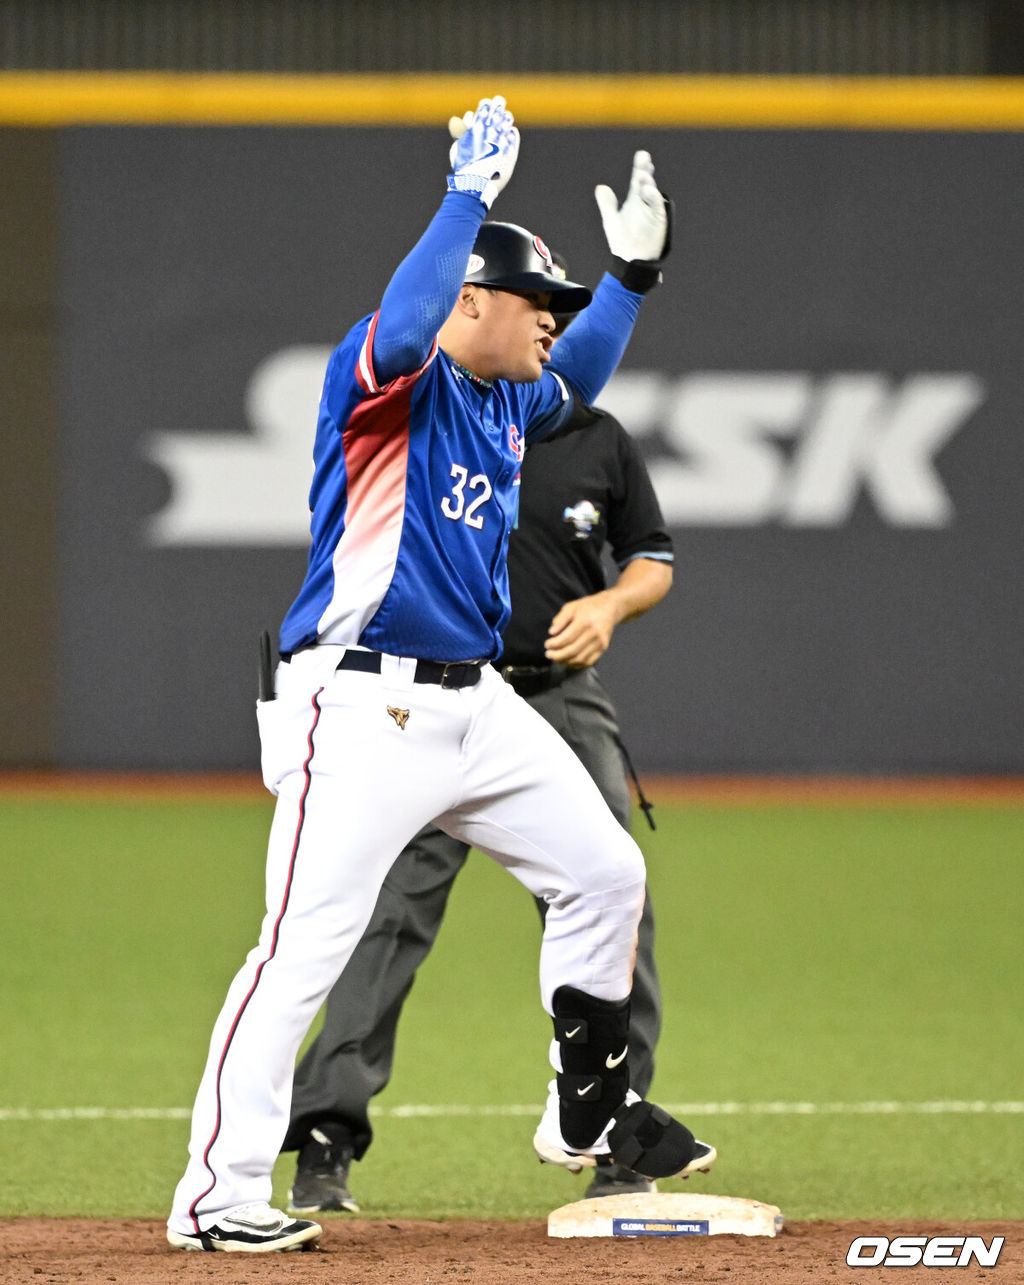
2, 78, 1022, 772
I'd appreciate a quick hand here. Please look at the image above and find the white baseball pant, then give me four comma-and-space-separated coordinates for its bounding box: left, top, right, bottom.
169, 646, 645, 1233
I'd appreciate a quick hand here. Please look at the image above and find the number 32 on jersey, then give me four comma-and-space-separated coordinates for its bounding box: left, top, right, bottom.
441, 463, 493, 529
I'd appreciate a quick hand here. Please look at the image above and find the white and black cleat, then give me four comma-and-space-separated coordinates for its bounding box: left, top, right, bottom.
678, 1139, 717, 1179
167, 1202, 322, 1253
533, 1127, 599, 1174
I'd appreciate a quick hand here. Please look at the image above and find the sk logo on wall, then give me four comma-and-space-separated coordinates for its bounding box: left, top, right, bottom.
141, 351, 985, 546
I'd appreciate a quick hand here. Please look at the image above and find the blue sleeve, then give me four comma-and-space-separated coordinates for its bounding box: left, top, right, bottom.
372, 192, 487, 387
517, 370, 575, 444
547, 274, 643, 405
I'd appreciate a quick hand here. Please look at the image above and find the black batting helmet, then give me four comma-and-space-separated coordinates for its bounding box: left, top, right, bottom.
464, 222, 592, 312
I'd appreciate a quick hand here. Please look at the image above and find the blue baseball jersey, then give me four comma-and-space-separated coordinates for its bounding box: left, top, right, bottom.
279, 191, 643, 663
279, 313, 573, 661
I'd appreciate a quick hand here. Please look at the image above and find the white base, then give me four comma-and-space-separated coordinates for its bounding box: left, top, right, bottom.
547, 1192, 784, 1239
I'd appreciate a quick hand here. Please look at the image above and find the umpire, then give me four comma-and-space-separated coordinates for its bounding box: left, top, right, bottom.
282, 394, 674, 1207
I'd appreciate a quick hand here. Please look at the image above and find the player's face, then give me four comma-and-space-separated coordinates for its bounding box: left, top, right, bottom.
474, 288, 556, 383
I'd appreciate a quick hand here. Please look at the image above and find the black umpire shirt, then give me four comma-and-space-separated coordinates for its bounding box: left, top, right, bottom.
497, 401, 674, 668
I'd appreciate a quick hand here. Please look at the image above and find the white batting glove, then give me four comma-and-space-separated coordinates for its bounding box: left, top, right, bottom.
446, 96, 520, 210
448, 109, 475, 152
594, 150, 670, 263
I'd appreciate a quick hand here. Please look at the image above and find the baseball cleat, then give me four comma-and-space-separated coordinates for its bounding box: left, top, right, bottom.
679, 1140, 718, 1178
535, 1125, 716, 1181
535, 1087, 717, 1182
534, 1126, 599, 1174
166, 1202, 322, 1252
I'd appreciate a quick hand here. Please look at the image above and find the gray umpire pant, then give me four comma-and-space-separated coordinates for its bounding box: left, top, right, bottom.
282, 666, 662, 1160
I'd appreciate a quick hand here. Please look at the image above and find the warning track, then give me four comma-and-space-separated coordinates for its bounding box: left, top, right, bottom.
2, 770, 1023, 805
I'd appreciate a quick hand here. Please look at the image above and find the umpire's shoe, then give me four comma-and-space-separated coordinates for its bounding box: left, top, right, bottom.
166, 1202, 321, 1252
288, 1123, 360, 1214
585, 1159, 658, 1199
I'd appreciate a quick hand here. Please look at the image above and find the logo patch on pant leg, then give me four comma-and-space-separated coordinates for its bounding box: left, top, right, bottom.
387, 706, 410, 730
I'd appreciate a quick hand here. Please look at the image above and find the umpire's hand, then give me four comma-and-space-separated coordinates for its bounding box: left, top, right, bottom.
544, 592, 620, 668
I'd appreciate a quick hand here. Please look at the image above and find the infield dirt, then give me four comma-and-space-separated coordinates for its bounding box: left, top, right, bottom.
2, 1218, 1021, 1283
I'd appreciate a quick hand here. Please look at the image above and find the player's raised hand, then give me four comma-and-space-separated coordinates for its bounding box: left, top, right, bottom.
446, 95, 520, 210
594, 150, 671, 265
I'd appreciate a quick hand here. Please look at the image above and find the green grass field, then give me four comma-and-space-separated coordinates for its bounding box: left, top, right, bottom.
1, 787, 1021, 1223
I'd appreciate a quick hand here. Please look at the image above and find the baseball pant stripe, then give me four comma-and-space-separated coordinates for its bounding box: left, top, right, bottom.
187, 687, 325, 1230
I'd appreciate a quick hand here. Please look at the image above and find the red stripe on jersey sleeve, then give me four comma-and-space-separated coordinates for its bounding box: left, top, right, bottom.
355, 312, 382, 395
355, 314, 439, 399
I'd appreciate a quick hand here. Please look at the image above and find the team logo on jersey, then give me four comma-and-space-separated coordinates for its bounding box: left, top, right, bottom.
563, 499, 601, 539
508, 423, 524, 462
387, 706, 410, 730
533, 236, 554, 269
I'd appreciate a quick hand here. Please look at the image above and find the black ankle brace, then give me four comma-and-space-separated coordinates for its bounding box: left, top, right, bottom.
608, 1099, 699, 1179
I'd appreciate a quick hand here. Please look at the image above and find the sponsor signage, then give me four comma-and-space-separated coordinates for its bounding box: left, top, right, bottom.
54, 125, 1024, 770
613, 1218, 710, 1237
143, 355, 985, 545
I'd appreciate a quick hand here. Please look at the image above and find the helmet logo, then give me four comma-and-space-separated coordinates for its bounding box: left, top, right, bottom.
467, 253, 485, 274
533, 236, 554, 268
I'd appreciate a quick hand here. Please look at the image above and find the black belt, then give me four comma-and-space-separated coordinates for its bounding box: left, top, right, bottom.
496, 662, 571, 698
338, 649, 483, 690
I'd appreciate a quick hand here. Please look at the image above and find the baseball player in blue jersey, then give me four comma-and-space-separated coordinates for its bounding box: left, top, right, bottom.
168, 95, 715, 1254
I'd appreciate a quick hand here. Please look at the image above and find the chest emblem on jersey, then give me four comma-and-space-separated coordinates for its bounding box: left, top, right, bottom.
508, 423, 524, 462
563, 499, 602, 539
387, 706, 410, 731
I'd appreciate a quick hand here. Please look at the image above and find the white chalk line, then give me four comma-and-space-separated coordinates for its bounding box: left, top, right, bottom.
1, 1101, 1022, 1122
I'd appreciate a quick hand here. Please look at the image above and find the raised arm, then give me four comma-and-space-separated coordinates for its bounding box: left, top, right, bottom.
549, 151, 673, 404
371, 97, 520, 387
